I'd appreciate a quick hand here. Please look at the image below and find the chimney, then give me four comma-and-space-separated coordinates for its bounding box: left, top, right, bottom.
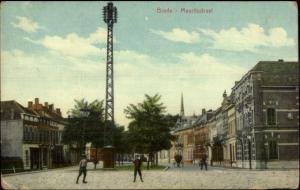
56, 108, 61, 116
28, 101, 33, 109
35, 98, 39, 105
44, 102, 49, 109
202, 109, 206, 115
49, 104, 54, 111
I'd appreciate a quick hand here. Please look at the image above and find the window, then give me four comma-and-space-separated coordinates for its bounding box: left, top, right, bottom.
24, 127, 28, 141
28, 128, 32, 141
32, 128, 36, 142
269, 140, 278, 159
267, 108, 276, 125
55, 131, 59, 144
40, 130, 42, 142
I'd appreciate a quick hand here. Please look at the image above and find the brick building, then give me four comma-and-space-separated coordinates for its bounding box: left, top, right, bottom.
1, 98, 71, 170
163, 60, 298, 169
232, 60, 299, 169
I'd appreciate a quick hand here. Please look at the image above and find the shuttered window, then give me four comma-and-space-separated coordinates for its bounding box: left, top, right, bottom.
267, 108, 276, 125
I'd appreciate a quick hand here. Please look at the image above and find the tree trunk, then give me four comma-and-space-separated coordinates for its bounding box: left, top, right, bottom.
121, 154, 124, 165
94, 149, 98, 169
150, 152, 154, 167
153, 152, 156, 166
155, 152, 158, 166
147, 153, 150, 170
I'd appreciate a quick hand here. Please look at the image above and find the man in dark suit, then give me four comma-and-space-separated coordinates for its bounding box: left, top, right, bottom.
133, 155, 143, 182
200, 153, 208, 170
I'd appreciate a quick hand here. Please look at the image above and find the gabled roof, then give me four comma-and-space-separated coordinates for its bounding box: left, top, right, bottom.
252, 61, 298, 86
1, 100, 39, 120
1, 100, 66, 124
34, 107, 65, 123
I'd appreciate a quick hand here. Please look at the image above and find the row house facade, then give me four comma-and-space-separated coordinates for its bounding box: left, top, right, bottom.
232, 60, 299, 169
193, 109, 213, 163
172, 115, 197, 164
1, 98, 74, 170
166, 60, 298, 169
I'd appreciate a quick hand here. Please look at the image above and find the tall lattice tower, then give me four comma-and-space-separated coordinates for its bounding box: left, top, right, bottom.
103, 2, 117, 124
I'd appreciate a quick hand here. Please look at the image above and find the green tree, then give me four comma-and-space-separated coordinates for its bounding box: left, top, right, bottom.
124, 94, 176, 169
62, 99, 105, 167
63, 98, 131, 168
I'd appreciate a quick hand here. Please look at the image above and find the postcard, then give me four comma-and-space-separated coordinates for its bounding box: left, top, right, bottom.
1, 1, 298, 189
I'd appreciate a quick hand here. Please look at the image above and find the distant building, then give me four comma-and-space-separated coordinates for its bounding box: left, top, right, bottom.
225, 104, 237, 167
173, 94, 198, 163
162, 60, 299, 169
1, 98, 72, 170
193, 109, 214, 163
206, 114, 216, 165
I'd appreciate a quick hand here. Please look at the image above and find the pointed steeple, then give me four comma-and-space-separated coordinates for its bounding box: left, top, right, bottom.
222, 89, 228, 107
180, 93, 185, 117
223, 90, 227, 98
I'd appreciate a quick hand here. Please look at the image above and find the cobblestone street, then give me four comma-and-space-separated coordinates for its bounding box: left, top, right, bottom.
2, 163, 299, 189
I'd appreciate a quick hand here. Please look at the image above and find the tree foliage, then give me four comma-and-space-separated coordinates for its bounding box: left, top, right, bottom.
62, 99, 105, 149
124, 94, 176, 166
63, 99, 132, 155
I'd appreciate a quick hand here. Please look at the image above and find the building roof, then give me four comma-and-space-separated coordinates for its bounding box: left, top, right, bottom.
174, 115, 198, 132
232, 60, 298, 90
1, 100, 66, 124
251, 60, 298, 86
34, 107, 65, 123
1, 100, 39, 120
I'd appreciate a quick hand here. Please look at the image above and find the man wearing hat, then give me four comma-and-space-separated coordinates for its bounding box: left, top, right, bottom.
76, 154, 88, 184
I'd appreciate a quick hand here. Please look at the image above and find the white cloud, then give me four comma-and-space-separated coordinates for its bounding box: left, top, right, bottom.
268, 27, 294, 47
25, 28, 108, 58
11, 16, 44, 33
40, 33, 104, 57
2, 48, 248, 127
198, 23, 295, 51
87, 27, 107, 44
113, 50, 247, 126
150, 28, 200, 43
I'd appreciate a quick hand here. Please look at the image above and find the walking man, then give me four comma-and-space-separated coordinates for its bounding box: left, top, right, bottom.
200, 153, 208, 170
133, 156, 143, 182
76, 154, 88, 184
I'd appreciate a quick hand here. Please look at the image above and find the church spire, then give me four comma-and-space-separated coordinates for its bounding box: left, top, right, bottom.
180, 93, 184, 117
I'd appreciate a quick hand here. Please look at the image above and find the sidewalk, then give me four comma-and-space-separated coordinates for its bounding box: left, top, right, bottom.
2, 162, 299, 189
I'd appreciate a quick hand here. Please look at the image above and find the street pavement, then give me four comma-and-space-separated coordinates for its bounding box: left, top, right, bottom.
1, 162, 299, 189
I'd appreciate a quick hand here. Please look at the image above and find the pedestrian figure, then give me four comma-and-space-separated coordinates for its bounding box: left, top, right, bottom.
133, 156, 143, 182
200, 154, 208, 170
76, 154, 88, 184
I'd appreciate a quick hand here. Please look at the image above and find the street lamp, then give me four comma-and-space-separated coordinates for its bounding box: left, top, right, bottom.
80, 104, 90, 155
263, 134, 268, 169
236, 136, 244, 168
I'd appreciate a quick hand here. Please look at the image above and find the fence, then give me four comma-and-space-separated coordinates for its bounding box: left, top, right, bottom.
1, 166, 25, 174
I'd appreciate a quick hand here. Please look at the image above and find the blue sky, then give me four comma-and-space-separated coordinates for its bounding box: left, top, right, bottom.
1, 1, 298, 127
